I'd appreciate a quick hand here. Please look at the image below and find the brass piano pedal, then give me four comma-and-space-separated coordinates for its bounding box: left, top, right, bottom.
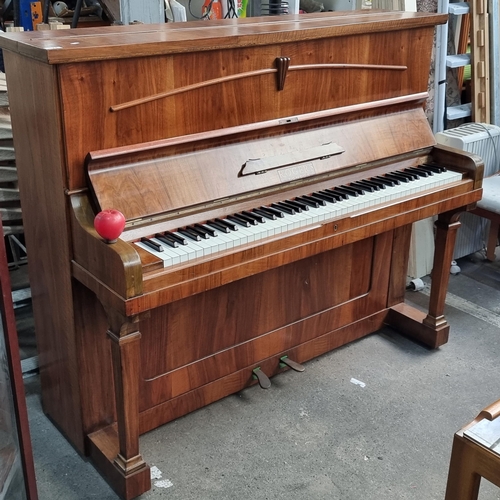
279, 356, 305, 372
252, 367, 271, 389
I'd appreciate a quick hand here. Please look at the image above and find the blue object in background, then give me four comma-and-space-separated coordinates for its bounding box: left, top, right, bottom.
19, 0, 34, 30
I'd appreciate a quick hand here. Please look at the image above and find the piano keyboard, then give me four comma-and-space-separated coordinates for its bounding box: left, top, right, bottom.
136, 164, 462, 267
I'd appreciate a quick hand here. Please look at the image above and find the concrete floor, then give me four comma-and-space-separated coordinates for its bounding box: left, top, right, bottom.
18, 253, 500, 499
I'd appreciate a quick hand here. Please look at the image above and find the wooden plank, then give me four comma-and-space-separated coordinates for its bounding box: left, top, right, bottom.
0, 12, 447, 64
471, 0, 490, 122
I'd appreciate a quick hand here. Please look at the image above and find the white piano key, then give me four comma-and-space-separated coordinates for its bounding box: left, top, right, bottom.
151, 237, 193, 263
172, 232, 204, 258
139, 167, 465, 268
136, 241, 175, 266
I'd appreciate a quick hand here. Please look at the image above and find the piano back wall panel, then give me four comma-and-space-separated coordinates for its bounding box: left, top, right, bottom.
59, 26, 435, 190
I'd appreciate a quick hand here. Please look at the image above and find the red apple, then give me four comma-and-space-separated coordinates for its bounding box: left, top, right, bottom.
94, 209, 126, 243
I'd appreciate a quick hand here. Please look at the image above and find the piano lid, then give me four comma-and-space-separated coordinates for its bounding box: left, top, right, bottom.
86, 107, 436, 223
0, 11, 447, 64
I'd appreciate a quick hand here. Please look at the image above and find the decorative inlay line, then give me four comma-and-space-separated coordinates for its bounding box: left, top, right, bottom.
110, 63, 407, 112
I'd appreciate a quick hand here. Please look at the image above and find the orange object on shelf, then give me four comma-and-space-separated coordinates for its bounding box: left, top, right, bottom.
202, 0, 222, 19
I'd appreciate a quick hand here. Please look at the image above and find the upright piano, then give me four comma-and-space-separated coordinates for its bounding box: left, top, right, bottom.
0, 11, 483, 499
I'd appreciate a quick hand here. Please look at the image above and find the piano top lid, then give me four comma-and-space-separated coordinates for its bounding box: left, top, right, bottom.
0, 11, 447, 65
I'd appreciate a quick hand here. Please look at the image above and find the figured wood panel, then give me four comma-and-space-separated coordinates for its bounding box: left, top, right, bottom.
60, 26, 436, 190
88, 109, 436, 220
139, 234, 385, 382
73, 281, 116, 435
2, 52, 86, 451
138, 310, 389, 435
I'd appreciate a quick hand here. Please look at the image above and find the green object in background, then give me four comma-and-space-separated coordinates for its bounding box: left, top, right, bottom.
238, 0, 248, 17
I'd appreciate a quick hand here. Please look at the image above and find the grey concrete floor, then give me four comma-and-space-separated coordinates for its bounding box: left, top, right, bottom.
18, 253, 500, 499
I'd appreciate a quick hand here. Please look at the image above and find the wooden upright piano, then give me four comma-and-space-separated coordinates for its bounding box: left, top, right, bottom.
0, 11, 483, 499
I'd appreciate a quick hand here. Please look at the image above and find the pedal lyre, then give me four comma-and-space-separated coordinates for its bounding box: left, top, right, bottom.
279, 356, 305, 372
252, 367, 271, 389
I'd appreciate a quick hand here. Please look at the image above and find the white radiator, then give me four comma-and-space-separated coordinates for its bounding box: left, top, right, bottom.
435, 123, 500, 259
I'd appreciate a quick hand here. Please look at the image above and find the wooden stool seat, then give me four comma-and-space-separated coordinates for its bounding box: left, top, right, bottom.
445, 399, 500, 499
472, 176, 500, 260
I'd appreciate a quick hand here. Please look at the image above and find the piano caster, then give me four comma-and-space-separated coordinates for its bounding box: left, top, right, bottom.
279, 355, 305, 372
252, 367, 272, 389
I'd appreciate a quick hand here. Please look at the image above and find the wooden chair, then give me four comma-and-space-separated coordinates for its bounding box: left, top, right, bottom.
472, 176, 500, 261
445, 399, 500, 499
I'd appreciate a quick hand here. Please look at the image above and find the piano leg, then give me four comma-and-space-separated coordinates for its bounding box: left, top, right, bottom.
387, 210, 462, 349
87, 310, 151, 500
423, 211, 462, 333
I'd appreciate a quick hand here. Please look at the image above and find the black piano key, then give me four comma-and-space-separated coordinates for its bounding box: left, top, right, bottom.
178, 228, 202, 241
215, 218, 238, 231
417, 164, 439, 175
261, 206, 284, 218
322, 189, 345, 200
237, 212, 259, 225
272, 202, 296, 215
164, 231, 188, 245
253, 208, 277, 220
398, 167, 421, 181
141, 237, 163, 252
405, 167, 429, 177
227, 214, 251, 227
242, 210, 265, 223
346, 183, 366, 195
280, 200, 302, 212
195, 223, 217, 237
348, 182, 368, 193
335, 186, 359, 197
420, 162, 446, 173
297, 196, 321, 208
207, 220, 230, 233
325, 188, 349, 200
155, 233, 179, 248
372, 175, 397, 186
352, 180, 377, 192
313, 191, 336, 203
305, 194, 328, 206
396, 169, 418, 180
188, 225, 210, 239
286, 199, 309, 211
361, 179, 381, 190
385, 173, 409, 183
365, 177, 387, 189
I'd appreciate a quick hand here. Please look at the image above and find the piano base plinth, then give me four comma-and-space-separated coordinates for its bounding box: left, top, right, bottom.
387, 302, 450, 349
87, 425, 151, 500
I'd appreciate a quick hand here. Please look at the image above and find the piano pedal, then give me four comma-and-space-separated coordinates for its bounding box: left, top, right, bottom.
279, 355, 305, 372
252, 367, 272, 389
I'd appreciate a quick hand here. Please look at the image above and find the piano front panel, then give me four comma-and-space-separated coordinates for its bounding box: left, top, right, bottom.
138, 232, 390, 411
60, 25, 435, 190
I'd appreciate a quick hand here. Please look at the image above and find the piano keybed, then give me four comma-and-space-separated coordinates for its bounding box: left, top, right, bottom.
136, 163, 463, 268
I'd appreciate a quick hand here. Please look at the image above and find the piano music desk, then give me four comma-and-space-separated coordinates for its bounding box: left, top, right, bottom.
0, 12, 483, 499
